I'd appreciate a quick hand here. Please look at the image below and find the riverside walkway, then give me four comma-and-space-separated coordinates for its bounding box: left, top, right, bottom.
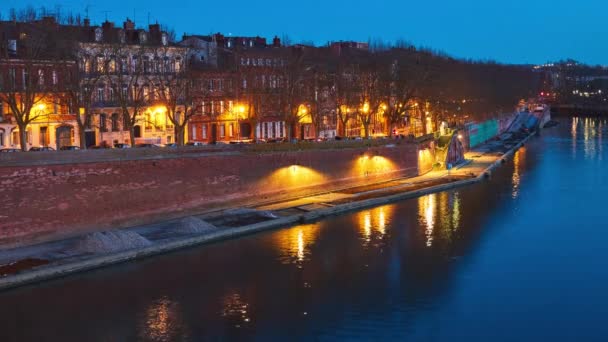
0, 130, 534, 290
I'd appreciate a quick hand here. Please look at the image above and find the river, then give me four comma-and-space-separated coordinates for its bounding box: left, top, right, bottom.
1, 116, 607, 341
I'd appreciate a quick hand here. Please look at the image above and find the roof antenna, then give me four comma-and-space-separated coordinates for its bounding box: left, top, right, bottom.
102, 11, 110, 22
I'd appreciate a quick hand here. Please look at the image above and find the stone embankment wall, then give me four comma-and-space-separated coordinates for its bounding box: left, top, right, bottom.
1, 143, 421, 247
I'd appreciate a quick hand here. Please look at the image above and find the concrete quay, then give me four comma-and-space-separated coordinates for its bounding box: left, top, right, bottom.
0, 132, 535, 291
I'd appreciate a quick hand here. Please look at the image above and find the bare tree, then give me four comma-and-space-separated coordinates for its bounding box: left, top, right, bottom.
0, 29, 55, 150
380, 49, 436, 136
107, 44, 150, 146
154, 50, 195, 145
277, 47, 311, 140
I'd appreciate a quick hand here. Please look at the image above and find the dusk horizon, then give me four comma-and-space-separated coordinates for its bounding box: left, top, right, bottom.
2, 0, 607, 65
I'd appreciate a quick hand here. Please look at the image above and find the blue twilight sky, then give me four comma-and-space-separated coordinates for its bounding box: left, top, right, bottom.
1, 0, 606, 65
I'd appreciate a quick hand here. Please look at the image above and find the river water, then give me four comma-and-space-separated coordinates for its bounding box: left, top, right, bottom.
1, 116, 607, 341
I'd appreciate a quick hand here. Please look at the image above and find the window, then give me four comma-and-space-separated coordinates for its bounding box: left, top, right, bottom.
8, 68, 16, 88
279, 122, 284, 137
108, 59, 116, 73
0, 129, 4, 146
83, 58, 91, 73
202, 124, 207, 139
258, 58, 263, 66
22, 69, 29, 89
52, 70, 58, 85
174, 57, 182, 72
37, 69, 45, 86
108, 88, 115, 102
111, 113, 119, 131
229, 123, 234, 137
161, 33, 168, 46
96, 56, 105, 73
120, 56, 128, 72
143, 56, 150, 73
97, 87, 104, 102
242, 78, 247, 89
219, 124, 225, 138
100, 113, 107, 132
94, 28, 102, 42
266, 59, 271, 67
191, 125, 197, 140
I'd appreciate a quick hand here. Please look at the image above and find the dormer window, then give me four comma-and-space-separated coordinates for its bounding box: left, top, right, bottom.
161, 33, 168, 46
94, 28, 103, 42
139, 31, 147, 44
118, 30, 126, 44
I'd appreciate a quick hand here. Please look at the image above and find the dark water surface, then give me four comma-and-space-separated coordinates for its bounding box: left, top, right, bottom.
1, 117, 608, 341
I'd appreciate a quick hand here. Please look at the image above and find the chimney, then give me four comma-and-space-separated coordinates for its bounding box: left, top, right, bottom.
149, 23, 161, 42
41, 16, 57, 26
84, 18, 90, 27
273, 36, 281, 47
123, 18, 135, 31
102, 21, 114, 31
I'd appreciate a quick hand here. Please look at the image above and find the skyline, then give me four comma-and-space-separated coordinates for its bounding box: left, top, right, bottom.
1, 0, 607, 65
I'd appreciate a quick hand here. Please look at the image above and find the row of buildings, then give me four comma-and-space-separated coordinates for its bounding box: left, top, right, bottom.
0, 16, 424, 150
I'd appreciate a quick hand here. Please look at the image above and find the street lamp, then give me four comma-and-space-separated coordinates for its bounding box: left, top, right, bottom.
236, 104, 245, 139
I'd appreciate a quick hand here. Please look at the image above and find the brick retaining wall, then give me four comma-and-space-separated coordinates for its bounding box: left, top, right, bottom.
0, 143, 421, 247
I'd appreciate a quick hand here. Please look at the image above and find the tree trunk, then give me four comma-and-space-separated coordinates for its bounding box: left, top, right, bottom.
129, 128, 135, 147
18, 123, 28, 151
174, 125, 184, 145
363, 122, 370, 138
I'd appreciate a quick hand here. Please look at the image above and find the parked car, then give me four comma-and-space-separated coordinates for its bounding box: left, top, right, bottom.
114, 143, 131, 149
134, 143, 160, 148
29, 146, 55, 152
59, 145, 80, 151
0, 148, 21, 153
89, 145, 111, 149
185, 141, 206, 147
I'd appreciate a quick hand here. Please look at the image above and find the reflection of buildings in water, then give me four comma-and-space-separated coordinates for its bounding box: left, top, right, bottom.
357, 206, 392, 247
273, 224, 321, 264
511, 147, 525, 199
418, 194, 436, 247
572, 117, 578, 156
599, 120, 603, 159
418, 191, 462, 248
583, 117, 598, 159
452, 192, 461, 230
142, 297, 184, 341
221, 293, 251, 326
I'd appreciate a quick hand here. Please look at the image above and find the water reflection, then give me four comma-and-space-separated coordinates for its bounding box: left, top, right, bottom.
221, 293, 251, 327
511, 147, 526, 199
418, 194, 436, 247
357, 206, 392, 247
141, 297, 186, 341
273, 224, 320, 265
